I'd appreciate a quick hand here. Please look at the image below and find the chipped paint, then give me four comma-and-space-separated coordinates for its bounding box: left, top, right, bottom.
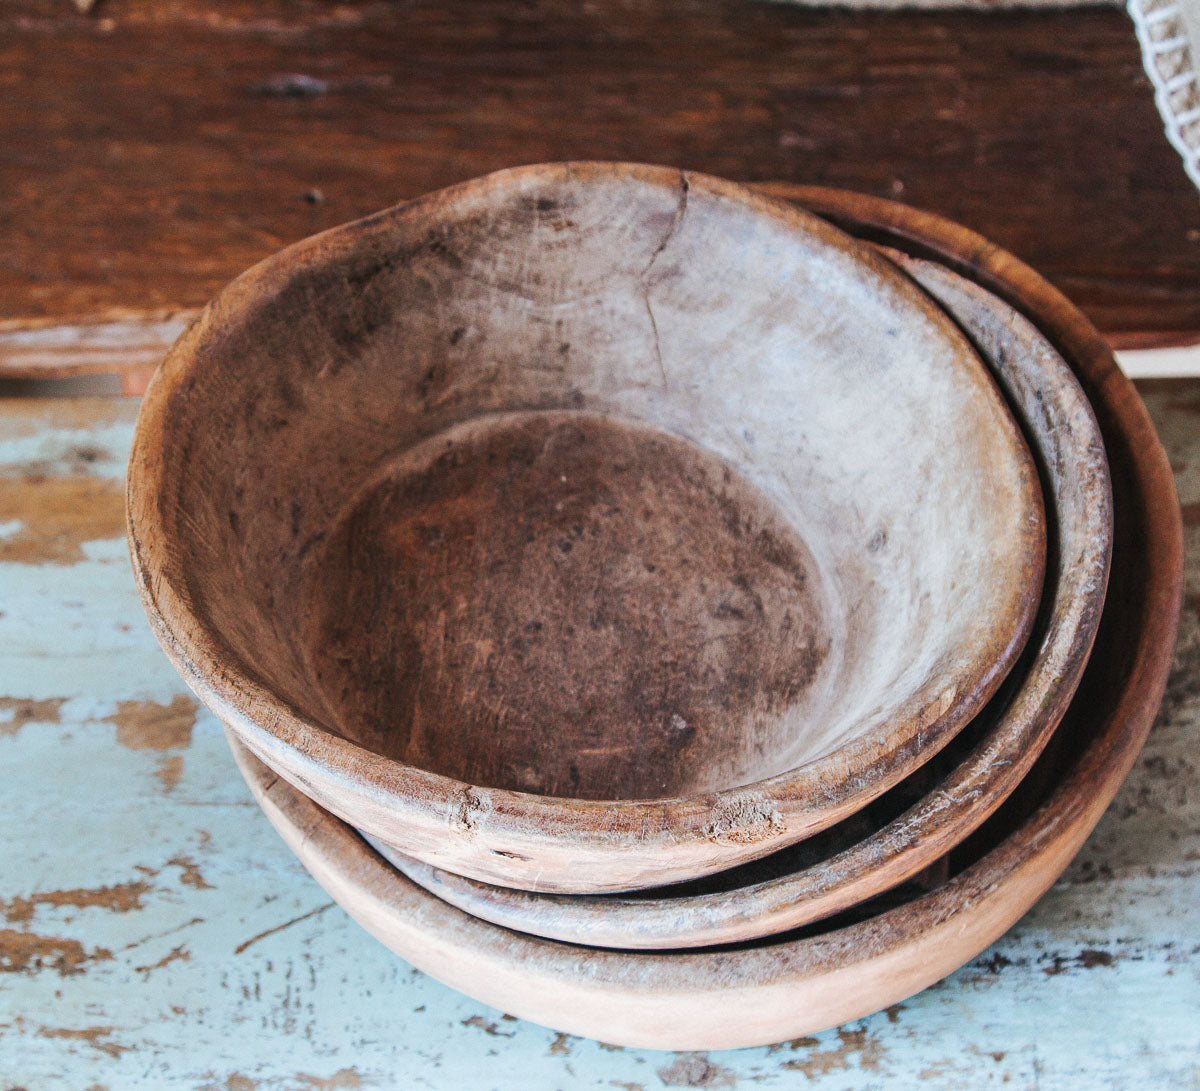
292, 1070, 364, 1090
780, 1027, 886, 1077
106, 694, 197, 751
0, 474, 126, 565
0, 928, 113, 976
196, 1076, 259, 1091
656, 1054, 739, 1087
134, 943, 191, 976
36, 1025, 129, 1059
232, 903, 334, 955
2, 881, 152, 925
0, 695, 66, 736
461, 1013, 517, 1038
1041, 948, 1117, 976
223, 1077, 258, 1091
165, 855, 214, 891
155, 753, 185, 791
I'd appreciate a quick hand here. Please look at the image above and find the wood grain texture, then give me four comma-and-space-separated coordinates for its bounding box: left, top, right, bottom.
0, 385, 1195, 1084
1, 0, 1197, 343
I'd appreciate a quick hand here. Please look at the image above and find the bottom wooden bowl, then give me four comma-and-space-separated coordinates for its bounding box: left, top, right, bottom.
226, 189, 1181, 1050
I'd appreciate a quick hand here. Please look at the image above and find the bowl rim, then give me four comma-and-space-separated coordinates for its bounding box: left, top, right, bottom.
126, 162, 1046, 888
224, 186, 1182, 1050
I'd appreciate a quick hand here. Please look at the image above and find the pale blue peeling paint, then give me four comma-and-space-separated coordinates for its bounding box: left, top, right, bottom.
0, 421, 134, 478
0, 555, 188, 705
1, 396, 1197, 1089
79, 536, 136, 564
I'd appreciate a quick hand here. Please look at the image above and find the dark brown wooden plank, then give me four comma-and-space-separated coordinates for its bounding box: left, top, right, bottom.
2, 0, 1197, 341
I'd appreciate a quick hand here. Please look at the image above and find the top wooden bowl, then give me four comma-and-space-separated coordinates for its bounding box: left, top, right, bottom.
127, 163, 1044, 893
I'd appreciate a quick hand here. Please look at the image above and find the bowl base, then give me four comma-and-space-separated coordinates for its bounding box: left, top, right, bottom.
302, 409, 833, 801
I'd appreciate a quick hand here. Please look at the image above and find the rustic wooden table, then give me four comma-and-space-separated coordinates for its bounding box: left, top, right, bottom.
5, 0, 1200, 386
0, 381, 1196, 1088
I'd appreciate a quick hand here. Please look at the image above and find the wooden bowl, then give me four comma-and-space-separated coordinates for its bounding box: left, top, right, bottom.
225, 188, 1181, 1050
361, 249, 1113, 948
127, 163, 1045, 893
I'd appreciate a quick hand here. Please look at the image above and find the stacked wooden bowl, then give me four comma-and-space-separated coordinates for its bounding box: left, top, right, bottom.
126, 164, 1181, 1050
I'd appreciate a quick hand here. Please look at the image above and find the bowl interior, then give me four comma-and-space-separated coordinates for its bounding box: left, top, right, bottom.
142, 164, 1041, 802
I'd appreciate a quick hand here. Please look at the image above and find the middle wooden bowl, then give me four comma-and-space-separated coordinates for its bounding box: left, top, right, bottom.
127, 163, 1044, 893
363, 245, 1112, 946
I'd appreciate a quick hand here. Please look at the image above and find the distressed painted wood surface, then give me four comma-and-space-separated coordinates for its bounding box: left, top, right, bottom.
2, 0, 1199, 347
0, 386, 1196, 1088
